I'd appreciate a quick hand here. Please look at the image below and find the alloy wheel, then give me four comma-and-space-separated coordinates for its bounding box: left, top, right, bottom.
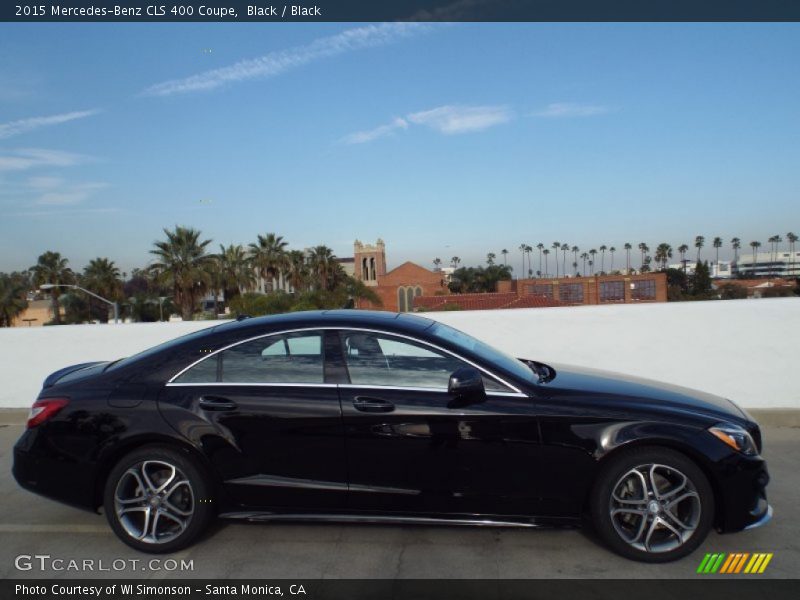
113, 459, 195, 545
609, 463, 702, 553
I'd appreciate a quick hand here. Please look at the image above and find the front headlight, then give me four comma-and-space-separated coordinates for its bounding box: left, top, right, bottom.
708, 423, 758, 456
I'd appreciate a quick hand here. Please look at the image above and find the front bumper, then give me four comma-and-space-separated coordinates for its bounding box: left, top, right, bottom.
744, 504, 773, 530
715, 453, 771, 532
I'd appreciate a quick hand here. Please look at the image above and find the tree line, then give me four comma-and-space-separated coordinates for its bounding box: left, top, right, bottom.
0, 226, 381, 327
442, 233, 797, 279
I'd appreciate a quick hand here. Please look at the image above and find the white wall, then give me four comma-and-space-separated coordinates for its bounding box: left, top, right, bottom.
0, 298, 797, 409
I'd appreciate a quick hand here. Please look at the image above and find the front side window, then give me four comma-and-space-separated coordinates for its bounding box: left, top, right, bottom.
174, 331, 324, 384
339, 330, 509, 392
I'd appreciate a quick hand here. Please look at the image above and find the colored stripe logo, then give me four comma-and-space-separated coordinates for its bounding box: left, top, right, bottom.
697, 552, 773, 574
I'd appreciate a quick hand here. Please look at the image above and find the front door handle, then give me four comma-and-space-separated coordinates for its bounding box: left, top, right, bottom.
353, 396, 395, 413
198, 396, 237, 411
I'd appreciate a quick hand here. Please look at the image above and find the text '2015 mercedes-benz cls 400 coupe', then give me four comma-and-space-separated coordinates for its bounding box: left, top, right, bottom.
13, 310, 771, 561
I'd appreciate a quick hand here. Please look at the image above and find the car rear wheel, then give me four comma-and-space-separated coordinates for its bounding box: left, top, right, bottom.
590, 446, 714, 562
103, 446, 213, 553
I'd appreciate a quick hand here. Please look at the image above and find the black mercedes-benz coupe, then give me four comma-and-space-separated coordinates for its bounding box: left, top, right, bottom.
13, 310, 771, 561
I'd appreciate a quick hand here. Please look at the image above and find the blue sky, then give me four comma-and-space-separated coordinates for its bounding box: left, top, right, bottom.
1, 23, 798, 274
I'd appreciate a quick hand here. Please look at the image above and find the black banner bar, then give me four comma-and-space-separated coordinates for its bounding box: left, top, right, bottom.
4, 579, 800, 600
2, 1, 800, 23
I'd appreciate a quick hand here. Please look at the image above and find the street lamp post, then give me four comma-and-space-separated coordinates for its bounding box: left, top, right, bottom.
39, 284, 119, 324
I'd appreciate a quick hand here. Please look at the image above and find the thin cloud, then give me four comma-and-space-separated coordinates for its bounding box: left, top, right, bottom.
0, 148, 93, 172
342, 104, 512, 144
7, 207, 121, 218
531, 103, 610, 118
143, 23, 430, 97
27, 176, 64, 189
35, 182, 109, 206
0, 109, 99, 140
341, 118, 408, 145
408, 105, 512, 134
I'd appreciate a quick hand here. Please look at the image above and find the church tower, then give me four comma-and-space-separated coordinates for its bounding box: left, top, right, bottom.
354, 239, 387, 286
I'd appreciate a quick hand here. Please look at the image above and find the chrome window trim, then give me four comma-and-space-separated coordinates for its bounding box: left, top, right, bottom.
337, 383, 526, 398
166, 382, 337, 388
167, 326, 523, 394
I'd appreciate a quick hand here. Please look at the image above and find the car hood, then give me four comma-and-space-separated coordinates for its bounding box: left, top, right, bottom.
535, 362, 749, 423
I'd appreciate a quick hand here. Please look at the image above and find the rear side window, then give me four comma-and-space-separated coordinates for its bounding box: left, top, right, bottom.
173, 331, 324, 384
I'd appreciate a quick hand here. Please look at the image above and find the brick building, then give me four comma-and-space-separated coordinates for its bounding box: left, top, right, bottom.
414, 272, 667, 311
352, 239, 448, 312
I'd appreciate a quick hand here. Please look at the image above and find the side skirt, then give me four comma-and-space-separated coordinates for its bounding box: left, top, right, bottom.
218, 512, 580, 529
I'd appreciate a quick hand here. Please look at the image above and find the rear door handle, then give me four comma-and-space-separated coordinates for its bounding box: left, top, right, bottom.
198, 396, 237, 411
353, 396, 395, 413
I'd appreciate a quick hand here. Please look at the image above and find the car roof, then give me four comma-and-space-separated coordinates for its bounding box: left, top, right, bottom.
211, 309, 437, 337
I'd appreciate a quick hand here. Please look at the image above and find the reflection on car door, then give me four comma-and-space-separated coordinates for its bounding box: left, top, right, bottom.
335, 329, 542, 517
159, 329, 347, 510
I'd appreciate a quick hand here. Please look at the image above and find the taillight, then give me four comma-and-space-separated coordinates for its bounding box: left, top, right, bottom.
27, 398, 69, 429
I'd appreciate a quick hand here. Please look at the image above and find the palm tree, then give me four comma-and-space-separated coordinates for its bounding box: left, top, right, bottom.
637, 243, 649, 270
654, 243, 672, 270
286, 250, 308, 293
750, 241, 761, 277
0, 272, 29, 327
766, 236, 775, 277
551, 242, 561, 277
486, 252, 496, 266
623, 243, 632, 274
249, 233, 289, 292
501, 249, 508, 266
518, 244, 527, 279
774, 235, 783, 276
217, 244, 255, 301
204, 258, 225, 318
731, 237, 741, 263
525, 245, 533, 279
150, 226, 213, 320
678, 244, 689, 272
695, 235, 705, 262
768, 235, 783, 277
82, 258, 122, 322
571, 246, 579, 275
543, 249, 550, 278
598, 245, 607, 274
787, 232, 798, 277
561, 242, 569, 276
589, 249, 597, 274
609, 246, 616, 272
309, 246, 339, 291
30, 251, 74, 325
580, 252, 589, 276
433, 257, 442, 271
536, 243, 544, 277
712, 237, 723, 269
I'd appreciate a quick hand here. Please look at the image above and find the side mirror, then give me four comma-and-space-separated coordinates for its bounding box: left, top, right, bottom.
448, 366, 485, 403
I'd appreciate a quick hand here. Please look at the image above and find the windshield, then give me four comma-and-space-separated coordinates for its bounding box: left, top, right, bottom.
429, 322, 536, 384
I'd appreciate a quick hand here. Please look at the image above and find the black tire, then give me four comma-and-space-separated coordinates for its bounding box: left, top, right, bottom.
103, 445, 214, 553
590, 446, 714, 563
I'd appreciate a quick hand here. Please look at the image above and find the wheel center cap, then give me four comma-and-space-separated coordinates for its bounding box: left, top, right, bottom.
149, 497, 161, 507
648, 500, 660, 514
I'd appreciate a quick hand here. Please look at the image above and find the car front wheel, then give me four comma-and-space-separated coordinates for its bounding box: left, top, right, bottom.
590, 446, 714, 562
103, 445, 213, 553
